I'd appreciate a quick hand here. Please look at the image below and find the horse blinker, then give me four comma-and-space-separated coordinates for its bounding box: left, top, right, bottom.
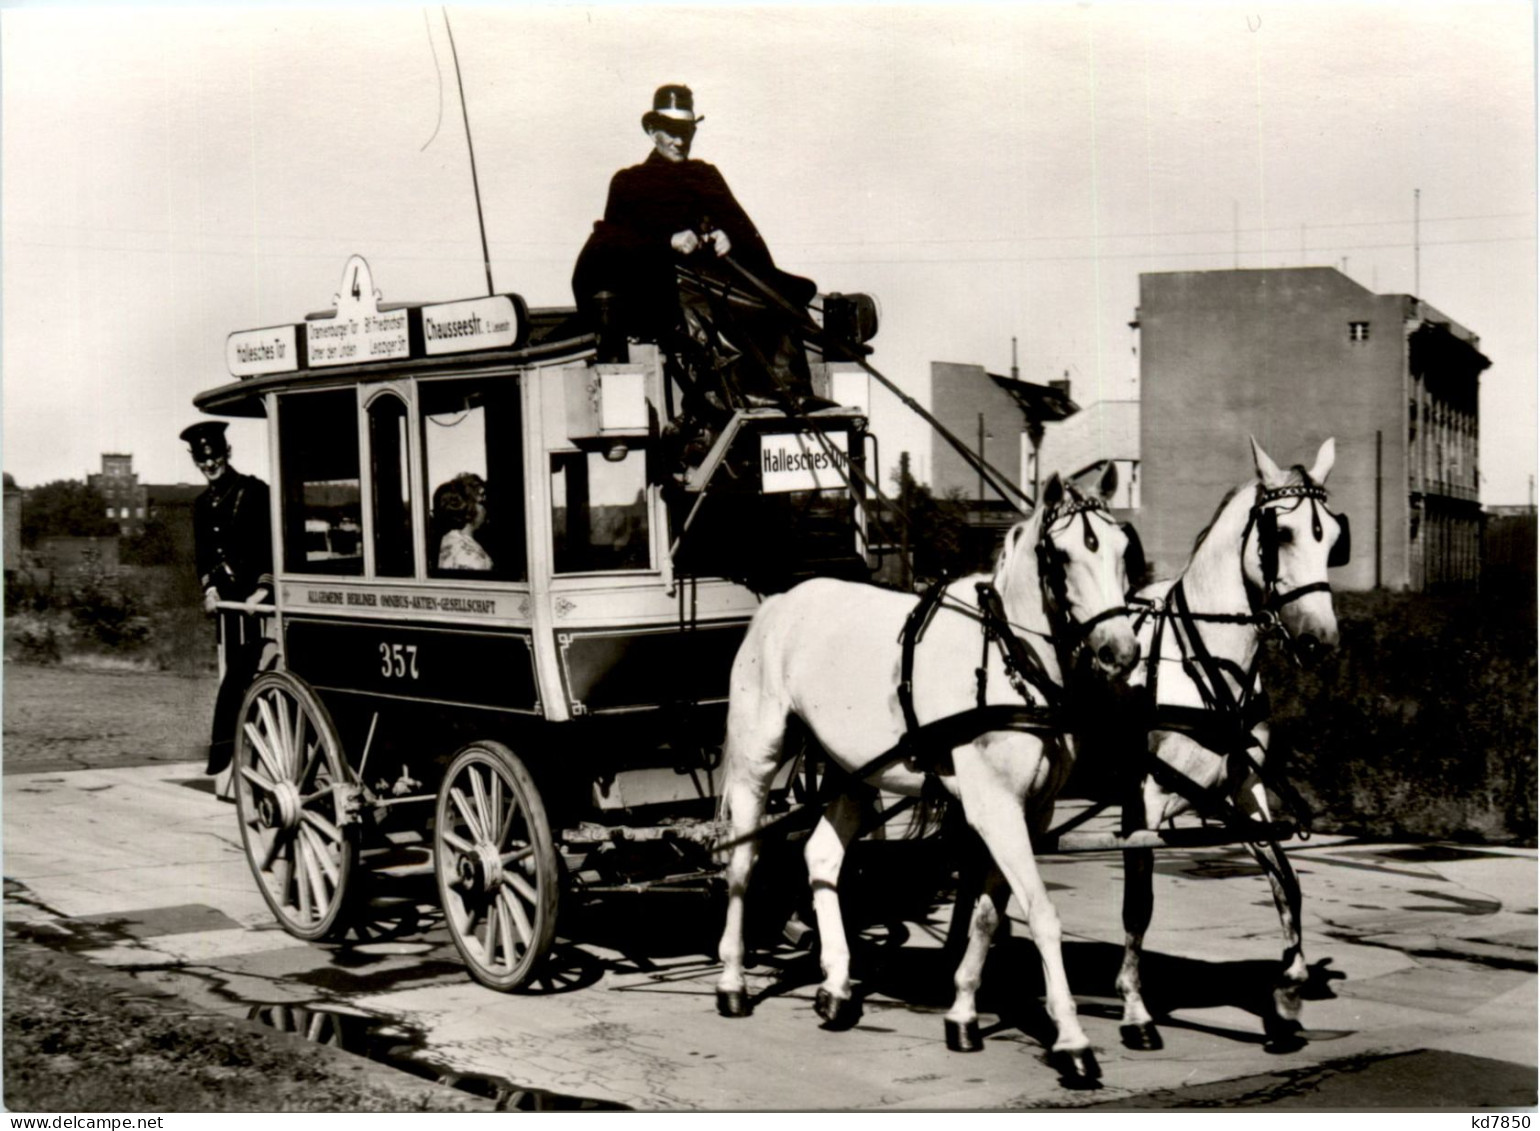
1328, 511, 1351, 568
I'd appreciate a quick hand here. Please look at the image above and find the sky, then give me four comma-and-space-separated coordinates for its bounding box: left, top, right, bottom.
3, 2, 1535, 503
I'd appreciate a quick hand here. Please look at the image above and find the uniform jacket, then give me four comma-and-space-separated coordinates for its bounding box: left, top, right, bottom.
194, 469, 274, 600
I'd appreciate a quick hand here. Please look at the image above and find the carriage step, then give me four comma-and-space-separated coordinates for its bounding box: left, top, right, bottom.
1042, 821, 1296, 853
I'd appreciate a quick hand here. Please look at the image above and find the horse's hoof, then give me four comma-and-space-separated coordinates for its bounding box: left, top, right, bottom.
945, 1019, 983, 1052
1048, 1048, 1103, 1089
814, 988, 860, 1030
716, 989, 751, 1018
1264, 1016, 1306, 1054
1120, 1022, 1164, 1051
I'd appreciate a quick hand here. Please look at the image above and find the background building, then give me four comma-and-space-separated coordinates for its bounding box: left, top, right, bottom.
88, 453, 148, 537
1136, 267, 1488, 590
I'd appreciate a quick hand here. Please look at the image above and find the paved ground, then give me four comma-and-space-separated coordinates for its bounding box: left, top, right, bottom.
4, 756, 1535, 1111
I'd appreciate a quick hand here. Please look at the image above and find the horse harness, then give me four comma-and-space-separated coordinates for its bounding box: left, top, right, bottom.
886, 496, 1122, 778
1120, 473, 1348, 836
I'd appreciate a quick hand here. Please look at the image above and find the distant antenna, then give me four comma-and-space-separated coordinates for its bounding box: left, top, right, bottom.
1232, 200, 1239, 268
1011, 336, 1019, 382
443, 8, 495, 297
1413, 187, 1421, 297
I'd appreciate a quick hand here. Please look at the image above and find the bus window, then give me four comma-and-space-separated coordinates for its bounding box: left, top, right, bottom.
279, 389, 363, 575
421, 379, 526, 582
550, 449, 651, 574
368, 393, 413, 578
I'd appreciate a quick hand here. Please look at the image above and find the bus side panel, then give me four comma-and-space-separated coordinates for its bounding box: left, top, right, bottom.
557, 620, 749, 716
284, 617, 540, 714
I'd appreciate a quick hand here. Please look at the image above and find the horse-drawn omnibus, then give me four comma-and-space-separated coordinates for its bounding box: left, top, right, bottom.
198, 255, 880, 991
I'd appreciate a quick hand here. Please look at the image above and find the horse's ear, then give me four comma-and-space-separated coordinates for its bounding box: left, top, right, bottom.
1308, 437, 1337, 484
1250, 435, 1284, 488
1042, 473, 1065, 510
1098, 461, 1119, 501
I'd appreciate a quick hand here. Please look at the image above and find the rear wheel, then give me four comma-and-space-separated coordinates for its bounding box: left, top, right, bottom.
434, 741, 559, 991
233, 671, 358, 940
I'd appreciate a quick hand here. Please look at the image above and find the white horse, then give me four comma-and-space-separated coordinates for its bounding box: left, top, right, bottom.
713, 469, 1140, 1085
1106, 436, 1345, 1053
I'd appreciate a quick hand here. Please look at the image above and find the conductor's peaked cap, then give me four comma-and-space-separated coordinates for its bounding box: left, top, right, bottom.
642, 84, 703, 131
180, 421, 229, 457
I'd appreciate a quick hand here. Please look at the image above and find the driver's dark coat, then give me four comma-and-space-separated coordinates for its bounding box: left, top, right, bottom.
193, 469, 273, 600
571, 151, 814, 323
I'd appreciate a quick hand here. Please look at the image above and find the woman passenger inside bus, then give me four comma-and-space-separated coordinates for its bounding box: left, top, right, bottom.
433, 473, 492, 571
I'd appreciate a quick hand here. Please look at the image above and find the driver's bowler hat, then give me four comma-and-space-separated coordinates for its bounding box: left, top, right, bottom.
642, 84, 703, 132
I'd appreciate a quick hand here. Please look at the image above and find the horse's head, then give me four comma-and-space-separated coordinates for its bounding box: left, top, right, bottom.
998, 465, 1140, 681
1243, 436, 1345, 662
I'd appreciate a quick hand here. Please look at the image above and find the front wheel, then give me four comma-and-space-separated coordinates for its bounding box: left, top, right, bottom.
233, 671, 359, 941
434, 741, 559, 991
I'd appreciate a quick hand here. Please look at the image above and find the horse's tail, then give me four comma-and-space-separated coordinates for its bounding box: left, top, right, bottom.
905, 776, 955, 841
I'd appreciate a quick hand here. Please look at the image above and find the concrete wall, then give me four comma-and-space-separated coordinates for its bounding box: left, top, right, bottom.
930, 361, 1023, 503
1139, 268, 1411, 589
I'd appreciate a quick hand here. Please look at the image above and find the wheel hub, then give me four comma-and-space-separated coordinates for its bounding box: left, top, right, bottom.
257, 780, 302, 831
456, 841, 504, 895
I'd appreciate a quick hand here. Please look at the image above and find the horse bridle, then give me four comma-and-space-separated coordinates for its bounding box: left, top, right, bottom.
1241, 471, 1351, 614
1035, 496, 1130, 647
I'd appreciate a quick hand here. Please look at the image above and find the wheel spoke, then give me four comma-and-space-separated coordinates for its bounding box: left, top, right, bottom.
481, 893, 500, 965
440, 828, 476, 857
240, 765, 275, 794
506, 871, 538, 905
499, 845, 534, 867
292, 711, 310, 784
256, 696, 288, 777
497, 785, 520, 848
496, 895, 518, 969
300, 808, 342, 844
489, 773, 504, 844
245, 720, 285, 784
299, 824, 340, 887
499, 885, 533, 948
450, 787, 485, 844
294, 836, 314, 922
468, 766, 493, 842
273, 691, 297, 778
299, 833, 331, 922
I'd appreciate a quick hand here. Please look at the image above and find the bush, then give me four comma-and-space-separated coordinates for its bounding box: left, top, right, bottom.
1270, 589, 1537, 844
4, 565, 216, 674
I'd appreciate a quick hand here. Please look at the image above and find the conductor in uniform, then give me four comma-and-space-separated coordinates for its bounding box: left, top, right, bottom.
180, 422, 274, 775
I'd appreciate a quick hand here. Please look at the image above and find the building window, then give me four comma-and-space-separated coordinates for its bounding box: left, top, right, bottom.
1348, 321, 1370, 343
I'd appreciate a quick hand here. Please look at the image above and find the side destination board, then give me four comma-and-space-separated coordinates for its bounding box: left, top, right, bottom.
226, 255, 528, 378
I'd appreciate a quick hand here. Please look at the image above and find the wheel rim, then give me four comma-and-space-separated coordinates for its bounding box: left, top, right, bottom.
234, 674, 353, 939
435, 746, 554, 989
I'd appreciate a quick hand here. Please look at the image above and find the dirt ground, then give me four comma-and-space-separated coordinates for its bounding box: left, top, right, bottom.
2, 662, 216, 774
3, 933, 489, 1113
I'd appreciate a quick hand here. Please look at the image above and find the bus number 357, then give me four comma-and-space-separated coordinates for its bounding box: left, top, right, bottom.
380, 642, 420, 680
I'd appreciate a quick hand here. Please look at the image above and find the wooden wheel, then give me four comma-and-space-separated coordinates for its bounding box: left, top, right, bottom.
434, 741, 559, 991
233, 670, 359, 941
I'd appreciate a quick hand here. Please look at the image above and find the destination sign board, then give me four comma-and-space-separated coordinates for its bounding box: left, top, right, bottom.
307, 256, 409, 368
760, 432, 851, 494
227, 324, 299, 378
421, 295, 522, 355
223, 256, 529, 378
